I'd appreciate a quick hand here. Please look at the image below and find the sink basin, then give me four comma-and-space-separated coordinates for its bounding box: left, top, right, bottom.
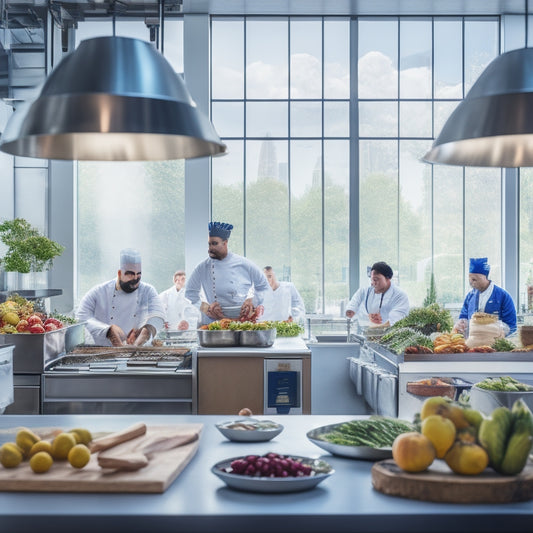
315, 335, 350, 343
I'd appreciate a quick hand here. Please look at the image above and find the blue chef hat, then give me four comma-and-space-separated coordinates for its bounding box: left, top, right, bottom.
208, 221, 233, 240
469, 257, 490, 277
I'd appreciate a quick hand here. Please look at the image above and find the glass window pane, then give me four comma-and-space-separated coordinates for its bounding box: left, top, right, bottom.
465, 168, 502, 286
324, 101, 349, 137
464, 19, 499, 93
433, 165, 464, 305
520, 169, 533, 312
212, 102, 244, 138
291, 101, 322, 137
324, 140, 349, 313
212, 18, 244, 99
399, 140, 432, 306
400, 20, 432, 99
75, 21, 113, 45
359, 20, 398, 99
434, 20, 462, 99
290, 19, 322, 99
212, 140, 244, 255
246, 101, 288, 137
359, 101, 397, 137
245, 143, 289, 271
359, 140, 399, 277
434, 101, 460, 137
247, 19, 288, 99
77, 161, 185, 299
291, 140, 323, 313
163, 19, 184, 74
400, 101, 432, 137
324, 19, 350, 99
115, 20, 149, 41
15, 168, 46, 233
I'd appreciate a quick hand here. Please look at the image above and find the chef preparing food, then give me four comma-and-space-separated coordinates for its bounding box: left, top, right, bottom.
159, 269, 199, 330
454, 257, 517, 337
76, 248, 166, 346
345, 261, 410, 327
185, 221, 270, 325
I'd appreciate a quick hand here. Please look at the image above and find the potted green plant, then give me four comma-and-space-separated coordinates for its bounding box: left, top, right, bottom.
0, 218, 64, 289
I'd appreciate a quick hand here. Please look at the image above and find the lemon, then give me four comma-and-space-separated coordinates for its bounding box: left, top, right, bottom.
16, 427, 41, 456
445, 441, 489, 475
0, 442, 23, 468
30, 451, 53, 473
29, 440, 53, 458
69, 428, 93, 446
392, 432, 436, 473
51, 432, 77, 460
3, 312, 20, 326
68, 444, 91, 469
421, 414, 456, 459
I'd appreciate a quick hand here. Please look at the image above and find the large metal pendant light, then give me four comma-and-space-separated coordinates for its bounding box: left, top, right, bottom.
423, 3, 533, 167
0, 35, 226, 161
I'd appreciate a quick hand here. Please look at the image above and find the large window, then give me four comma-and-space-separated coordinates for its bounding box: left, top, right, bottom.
211, 16, 501, 313
211, 17, 350, 314
76, 19, 185, 300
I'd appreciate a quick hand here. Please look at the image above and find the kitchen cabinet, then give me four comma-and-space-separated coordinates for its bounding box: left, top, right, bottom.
195, 337, 311, 415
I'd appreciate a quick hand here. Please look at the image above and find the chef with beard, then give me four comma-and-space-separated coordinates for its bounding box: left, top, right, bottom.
76, 248, 165, 346
185, 222, 270, 324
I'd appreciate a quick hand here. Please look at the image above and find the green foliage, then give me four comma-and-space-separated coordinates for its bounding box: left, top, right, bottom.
423, 272, 437, 307
0, 218, 65, 273
390, 303, 454, 335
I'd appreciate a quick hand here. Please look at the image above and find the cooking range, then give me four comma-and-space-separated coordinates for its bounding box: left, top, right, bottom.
42, 345, 194, 415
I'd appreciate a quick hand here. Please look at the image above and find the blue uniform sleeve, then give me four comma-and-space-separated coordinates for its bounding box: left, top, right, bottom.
500, 292, 517, 335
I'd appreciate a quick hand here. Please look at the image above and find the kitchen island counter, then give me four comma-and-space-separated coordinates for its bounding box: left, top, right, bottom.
0, 414, 532, 533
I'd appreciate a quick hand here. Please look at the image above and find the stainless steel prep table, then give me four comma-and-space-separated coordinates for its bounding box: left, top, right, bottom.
0, 414, 532, 533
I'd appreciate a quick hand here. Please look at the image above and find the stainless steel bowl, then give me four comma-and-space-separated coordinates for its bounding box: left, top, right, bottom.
239, 329, 277, 347
470, 385, 533, 415
197, 329, 240, 347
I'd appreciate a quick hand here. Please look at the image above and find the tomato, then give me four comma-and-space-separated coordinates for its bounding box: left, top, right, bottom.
29, 324, 45, 334
27, 315, 43, 326
44, 323, 58, 332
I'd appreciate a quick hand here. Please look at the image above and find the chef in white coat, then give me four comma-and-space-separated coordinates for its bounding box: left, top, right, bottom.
76, 248, 165, 346
159, 270, 199, 330
261, 266, 305, 322
185, 221, 270, 324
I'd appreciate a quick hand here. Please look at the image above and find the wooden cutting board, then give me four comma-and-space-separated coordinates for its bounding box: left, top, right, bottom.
0, 424, 203, 493
372, 459, 533, 503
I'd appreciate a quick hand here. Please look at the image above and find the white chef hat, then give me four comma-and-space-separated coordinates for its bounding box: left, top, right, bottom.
120, 248, 141, 268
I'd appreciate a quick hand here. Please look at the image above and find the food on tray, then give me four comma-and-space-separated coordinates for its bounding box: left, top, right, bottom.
379, 327, 433, 355
467, 345, 496, 353
475, 376, 533, 392
391, 303, 454, 336
218, 420, 281, 431
225, 453, 318, 478
433, 333, 467, 353
492, 337, 516, 352
511, 344, 533, 352
404, 345, 434, 354
313, 416, 414, 449
466, 318, 504, 349
406, 377, 455, 398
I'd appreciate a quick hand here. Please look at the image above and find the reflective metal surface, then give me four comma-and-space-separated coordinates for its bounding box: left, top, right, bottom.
0, 36, 226, 161
423, 48, 533, 167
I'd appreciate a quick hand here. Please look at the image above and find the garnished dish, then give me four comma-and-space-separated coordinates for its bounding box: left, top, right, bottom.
215, 419, 284, 442
211, 452, 333, 493
307, 416, 414, 460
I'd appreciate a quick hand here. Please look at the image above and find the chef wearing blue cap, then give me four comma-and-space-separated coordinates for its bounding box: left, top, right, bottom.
456, 257, 517, 335
76, 248, 166, 346
185, 222, 270, 324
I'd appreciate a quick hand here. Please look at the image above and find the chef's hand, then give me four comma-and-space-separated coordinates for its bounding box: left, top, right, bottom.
368, 312, 383, 324
240, 298, 254, 320
453, 319, 468, 334
132, 325, 156, 346
202, 301, 224, 319
107, 325, 127, 346
346, 310, 355, 319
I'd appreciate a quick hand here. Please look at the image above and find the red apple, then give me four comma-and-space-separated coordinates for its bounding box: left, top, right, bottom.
29, 324, 45, 334
27, 315, 43, 326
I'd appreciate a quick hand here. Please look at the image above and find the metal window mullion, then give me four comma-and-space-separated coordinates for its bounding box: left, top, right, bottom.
321, 16, 325, 313
243, 16, 247, 256
349, 16, 359, 296
397, 17, 401, 283
288, 16, 292, 282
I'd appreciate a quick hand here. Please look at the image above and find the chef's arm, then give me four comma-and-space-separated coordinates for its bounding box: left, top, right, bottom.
76, 290, 114, 341
387, 292, 410, 326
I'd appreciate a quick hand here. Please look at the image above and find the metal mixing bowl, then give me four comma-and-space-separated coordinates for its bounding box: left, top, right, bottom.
469, 385, 533, 415
197, 329, 240, 347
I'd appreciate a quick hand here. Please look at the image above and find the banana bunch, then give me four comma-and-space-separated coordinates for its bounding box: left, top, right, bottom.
433, 333, 467, 353
478, 399, 533, 475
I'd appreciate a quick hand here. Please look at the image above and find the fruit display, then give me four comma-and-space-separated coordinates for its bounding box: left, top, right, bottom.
391, 395, 533, 477
432, 333, 468, 353
0, 426, 93, 474
0, 294, 72, 334
227, 453, 316, 478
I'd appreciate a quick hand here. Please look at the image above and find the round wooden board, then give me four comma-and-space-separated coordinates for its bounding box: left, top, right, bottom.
371, 459, 533, 503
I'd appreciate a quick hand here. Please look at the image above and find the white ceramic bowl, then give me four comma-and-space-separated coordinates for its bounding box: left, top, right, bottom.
215, 419, 284, 442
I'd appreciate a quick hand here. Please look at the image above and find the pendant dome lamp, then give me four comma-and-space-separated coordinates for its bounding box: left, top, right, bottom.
423, 2, 533, 168
0, 35, 227, 161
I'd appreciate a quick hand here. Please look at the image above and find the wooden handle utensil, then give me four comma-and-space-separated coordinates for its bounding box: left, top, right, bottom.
89, 422, 147, 453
